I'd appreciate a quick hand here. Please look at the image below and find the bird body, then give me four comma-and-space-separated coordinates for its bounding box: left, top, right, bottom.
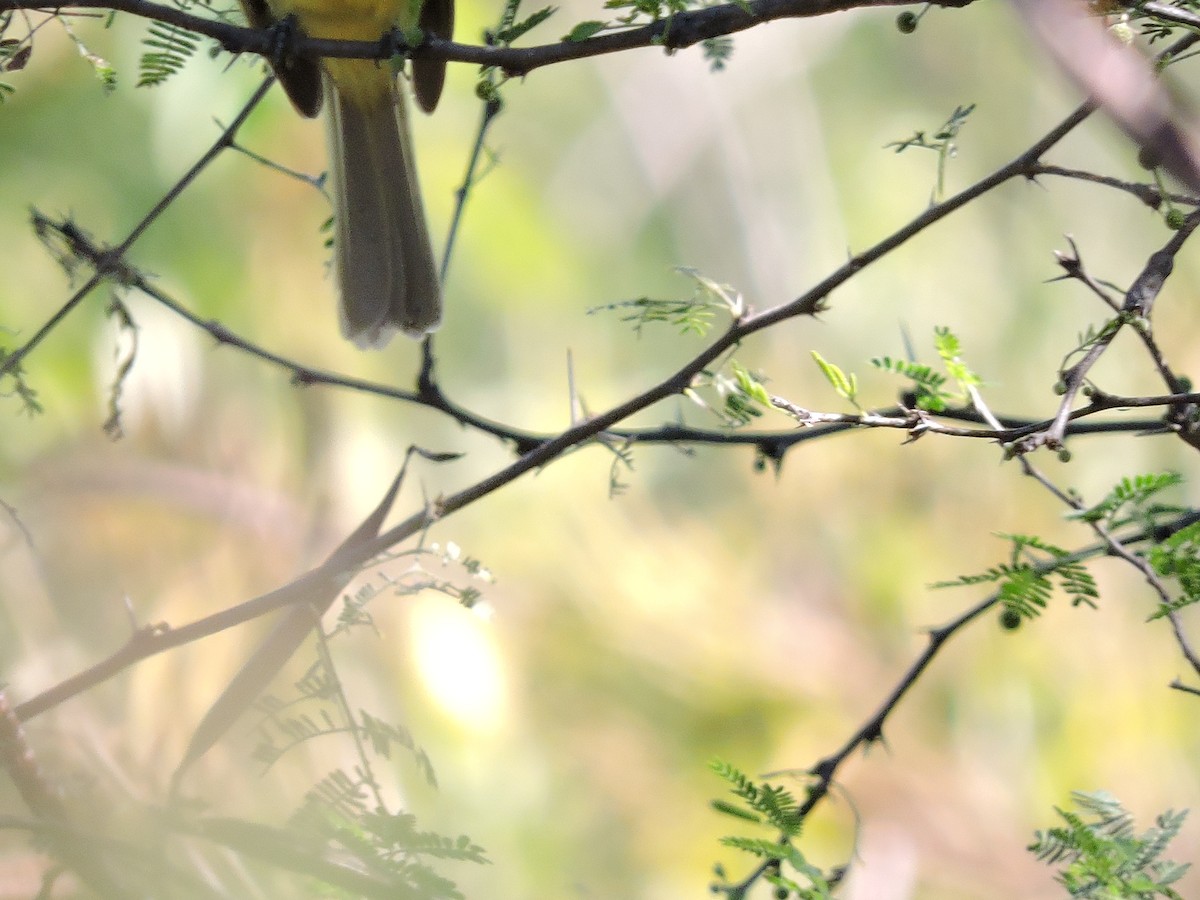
240, 0, 450, 345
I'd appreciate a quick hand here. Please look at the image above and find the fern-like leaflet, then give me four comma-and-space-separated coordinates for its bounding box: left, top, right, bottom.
1029, 791, 1189, 899
1148, 519, 1200, 619
709, 759, 837, 898
139, 21, 198, 88
933, 533, 1099, 624
1070, 472, 1184, 526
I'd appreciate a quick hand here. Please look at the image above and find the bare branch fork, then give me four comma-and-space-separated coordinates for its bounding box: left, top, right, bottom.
1015, 214, 1200, 455
0, 77, 276, 381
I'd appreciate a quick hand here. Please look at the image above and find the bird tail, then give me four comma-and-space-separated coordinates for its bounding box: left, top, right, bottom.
327, 77, 442, 347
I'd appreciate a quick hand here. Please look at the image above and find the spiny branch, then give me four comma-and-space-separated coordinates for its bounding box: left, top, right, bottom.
1, 0, 978, 75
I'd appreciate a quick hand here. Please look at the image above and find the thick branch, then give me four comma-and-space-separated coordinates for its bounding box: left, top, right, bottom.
6, 0, 977, 74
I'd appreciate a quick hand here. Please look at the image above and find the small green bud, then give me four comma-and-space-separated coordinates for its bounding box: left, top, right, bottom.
1177, 376, 1193, 393
999, 608, 1022, 631
1053, 379, 1068, 395
1166, 207, 1187, 230
1137, 145, 1160, 170
896, 11, 918, 33
1057, 448, 1071, 463
774, 888, 790, 900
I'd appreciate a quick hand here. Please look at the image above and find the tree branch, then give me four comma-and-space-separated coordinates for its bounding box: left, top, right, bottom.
3, 0, 978, 75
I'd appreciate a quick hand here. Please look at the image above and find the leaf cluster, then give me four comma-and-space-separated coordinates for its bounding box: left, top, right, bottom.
1029, 790, 1190, 899
1063, 471, 1200, 617
494, 3, 555, 44
564, 0, 739, 69
678, 359, 773, 427
230, 542, 495, 894
1147, 519, 1200, 619
1070, 472, 1185, 527
287, 801, 488, 899
590, 266, 741, 336
710, 759, 803, 836
251, 691, 437, 787
709, 759, 836, 899
139, 20, 200, 88
566, 0, 694, 40
933, 532, 1099, 625
811, 351, 859, 409
870, 326, 980, 412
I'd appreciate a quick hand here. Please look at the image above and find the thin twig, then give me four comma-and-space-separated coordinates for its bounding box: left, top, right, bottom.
0, 77, 275, 380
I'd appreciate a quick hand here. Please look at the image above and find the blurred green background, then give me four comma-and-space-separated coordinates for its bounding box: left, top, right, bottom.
2, 1, 1200, 897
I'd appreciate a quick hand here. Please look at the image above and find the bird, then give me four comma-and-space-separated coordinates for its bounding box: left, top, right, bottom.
238, 0, 453, 346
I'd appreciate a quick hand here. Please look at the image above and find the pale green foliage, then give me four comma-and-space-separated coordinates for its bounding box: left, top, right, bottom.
702, 35, 735, 70
710, 759, 803, 835
1069, 473, 1185, 527
886, 103, 975, 198
1029, 791, 1190, 899
872, 325, 980, 412
724, 360, 771, 424
932, 325, 980, 391
709, 759, 836, 899
683, 359, 773, 427
289, 801, 489, 899
1147, 520, 1200, 619
1059, 317, 1125, 378
594, 268, 769, 428
679, 362, 763, 426
65, 16, 116, 91
494, 4, 555, 43
932, 468, 1200, 629
604, 0, 697, 28
564, 20, 606, 41
1, 12, 118, 95
591, 266, 741, 336
871, 355, 947, 410
811, 350, 859, 409
932, 532, 1099, 623
593, 295, 718, 335
244, 542, 492, 894
139, 20, 200, 88
563, 0, 739, 69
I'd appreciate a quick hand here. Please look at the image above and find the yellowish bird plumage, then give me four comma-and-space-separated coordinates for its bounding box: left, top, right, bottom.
242, 0, 451, 346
